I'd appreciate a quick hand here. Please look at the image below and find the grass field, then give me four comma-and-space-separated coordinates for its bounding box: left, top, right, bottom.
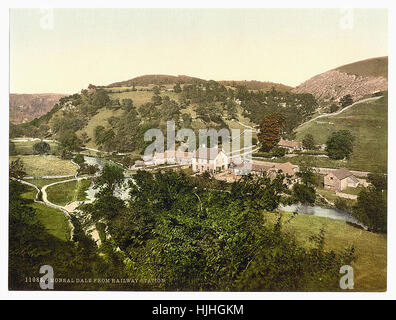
9, 155, 78, 177
28, 178, 68, 188
12, 140, 59, 155
295, 96, 387, 173
21, 186, 71, 241
267, 211, 387, 291
108, 90, 180, 106
76, 107, 125, 149
46, 179, 91, 206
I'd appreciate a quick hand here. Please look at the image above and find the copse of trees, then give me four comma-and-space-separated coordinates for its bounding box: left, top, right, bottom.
79, 169, 354, 291
325, 130, 355, 160
238, 87, 318, 133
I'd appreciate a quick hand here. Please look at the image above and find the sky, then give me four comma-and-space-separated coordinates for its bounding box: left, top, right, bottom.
10, 8, 388, 94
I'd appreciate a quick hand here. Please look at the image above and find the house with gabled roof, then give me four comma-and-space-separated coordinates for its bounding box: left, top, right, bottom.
192, 146, 229, 173
277, 139, 302, 152
324, 168, 359, 191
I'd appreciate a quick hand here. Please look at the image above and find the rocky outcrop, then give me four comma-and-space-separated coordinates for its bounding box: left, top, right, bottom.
293, 69, 387, 102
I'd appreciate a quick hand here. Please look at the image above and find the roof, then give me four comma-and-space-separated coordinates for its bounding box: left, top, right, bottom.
252, 163, 274, 172
274, 162, 299, 176
194, 147, 222, 160
332, 168, 354, 180
277, 139, 301, 148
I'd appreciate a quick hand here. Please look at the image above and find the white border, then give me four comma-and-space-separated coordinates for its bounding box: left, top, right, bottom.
1, 0, 394, 300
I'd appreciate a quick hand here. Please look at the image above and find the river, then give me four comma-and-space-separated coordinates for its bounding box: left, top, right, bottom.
279, 204, 367, 229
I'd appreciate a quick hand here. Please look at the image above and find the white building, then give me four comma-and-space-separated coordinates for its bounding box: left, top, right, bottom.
192, 146, 229, 173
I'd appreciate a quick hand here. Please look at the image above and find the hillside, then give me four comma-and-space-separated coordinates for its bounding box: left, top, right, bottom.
105, 74, 205, 88
9, 93, 66, 124
336, 56, 388, 78
293, 57, 388, 102
295, 95, 388, 173
219, 80, 292, 91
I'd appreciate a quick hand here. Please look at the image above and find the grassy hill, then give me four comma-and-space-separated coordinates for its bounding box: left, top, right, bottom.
105, 74, 205, 88
269, 211, 386, 291
335, 56, 388, 78
295, 95, 387, 173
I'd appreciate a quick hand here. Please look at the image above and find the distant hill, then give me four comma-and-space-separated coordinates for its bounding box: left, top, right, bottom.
335, 56, 388, 78
105, 74, 205, 88
104, 74, 292, 92
219, 80, 292, 92
9, 93, 66, 124
293, 56, 388, 102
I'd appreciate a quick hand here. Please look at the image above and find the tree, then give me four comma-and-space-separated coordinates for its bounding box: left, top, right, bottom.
258, 113, 285, 152
121, 99, 134, 111
73, 154, 85, 166
33, 141, 50, 155
151, 94, 162, 106
81, 132, 90, 145
353, 186, 387, 233
94, 164, 125, 194
329, 104, 339, 113
9, 158, 26, 179
325, 130, 355, 160
339, 94, 353, 108
9, 141, 16, 156
173, 83, 182, 93
271, 147, 287, 157
292, 166, 317, 204
302, 134, 315, 150
353, 173, 387, 233
58, 129, 82, 151
153, 86, 161, 95
367, 173, 387, 191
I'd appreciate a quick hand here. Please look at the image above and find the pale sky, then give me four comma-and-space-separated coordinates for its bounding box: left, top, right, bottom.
10, 8, 388, 94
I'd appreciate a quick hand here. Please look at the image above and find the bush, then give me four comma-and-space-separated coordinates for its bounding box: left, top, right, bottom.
271, 147, 287, 157
334, 198, 351, 212
73, 154, 85, 166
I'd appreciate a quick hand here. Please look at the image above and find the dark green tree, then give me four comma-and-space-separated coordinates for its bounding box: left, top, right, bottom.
302, 134, 315, 150
325, 130, 355, 160
94, 164, 125, 194
9, 158, 26, 179
353, 173, 387, 233
339, 94, 353, 108
33, 141, 51, 155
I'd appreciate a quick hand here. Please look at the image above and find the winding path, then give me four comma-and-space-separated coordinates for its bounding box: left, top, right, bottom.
15, 178, 76, 241
296, 96, 382, 130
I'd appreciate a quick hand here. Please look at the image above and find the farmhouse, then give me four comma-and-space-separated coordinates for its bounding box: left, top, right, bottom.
192, 146, 229, 173
233, 162, 274, 176
324, 168, 359, 191
233, 161, 299, 186
277, 139, 302, 152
